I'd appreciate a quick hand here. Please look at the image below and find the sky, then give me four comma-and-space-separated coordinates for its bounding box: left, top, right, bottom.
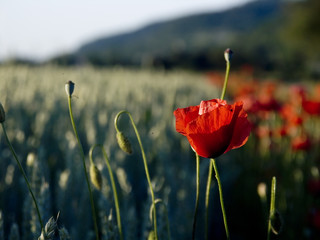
0, 0, 252, 61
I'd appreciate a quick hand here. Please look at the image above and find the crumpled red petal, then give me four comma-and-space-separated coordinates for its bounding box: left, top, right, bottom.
174, 105, 199, 135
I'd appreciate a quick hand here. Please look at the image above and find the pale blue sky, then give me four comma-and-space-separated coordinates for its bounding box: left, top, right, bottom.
0, 0, 252, 61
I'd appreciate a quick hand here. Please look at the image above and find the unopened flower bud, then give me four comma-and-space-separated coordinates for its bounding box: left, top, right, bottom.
116, 131, 133, 154
0, 102, 5, 123
224, 48, 233, 62
65, 81, 75, 97
90, 163, 103, 190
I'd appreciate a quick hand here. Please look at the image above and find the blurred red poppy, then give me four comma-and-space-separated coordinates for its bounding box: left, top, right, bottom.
280, 104, 304, 128
302, 99, 320, 115
291, 134, 312, 151
174, 99, 251, 158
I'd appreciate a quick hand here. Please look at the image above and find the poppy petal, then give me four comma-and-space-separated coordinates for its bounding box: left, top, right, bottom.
174, 105, 199, 135
225, 108, 252, 153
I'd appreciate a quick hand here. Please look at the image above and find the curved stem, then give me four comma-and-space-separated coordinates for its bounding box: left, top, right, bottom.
267, 177, 276, 240
192, 153, 200, 240
115, 110, 158, 240
149, 199, 171, 240
1, 123, 44, 231
205, 159, 214, 240
220, 60, 231, 100
212, 158, 230, 240
67, 96, 100, 240
89, 144, 123, 240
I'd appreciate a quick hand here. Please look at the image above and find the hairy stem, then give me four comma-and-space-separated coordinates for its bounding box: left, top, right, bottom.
67, 96, 100, 240
212, 158, 230, 240
220, 58, 231, 100
267, 177, 276, 240
89, 144, 123, 240
205, 159, 214, 240
115, 110, 158, 240
192, 153, 200, 240
1, 123, 44, 232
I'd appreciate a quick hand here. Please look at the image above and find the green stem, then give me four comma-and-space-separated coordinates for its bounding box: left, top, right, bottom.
1, 123, 44, 232
220, 59, 231, 100
267, 177, 276, 240
205, 159, 214, 240
115, 110, 158, 240
212, 158, 230, 240
89, 144, 123, 240
67, 96, 100, 240
149, 199, 171, 240
192, 153, 200, 240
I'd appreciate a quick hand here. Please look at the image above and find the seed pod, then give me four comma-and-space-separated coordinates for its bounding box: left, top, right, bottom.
0, 102, 5, 123
116, 131, 133, 154
65, 81, 75, 97
90, 163, 103, 191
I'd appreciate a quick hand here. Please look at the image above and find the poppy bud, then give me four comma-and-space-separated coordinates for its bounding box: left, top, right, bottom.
90, 163, 103, 191
224, 48, 233, 62
65, 81, 75, 97
116, 131, 133, 154
0, 102, 5, 123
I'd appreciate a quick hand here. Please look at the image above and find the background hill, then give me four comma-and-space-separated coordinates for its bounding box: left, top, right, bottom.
48, 0, 319, 79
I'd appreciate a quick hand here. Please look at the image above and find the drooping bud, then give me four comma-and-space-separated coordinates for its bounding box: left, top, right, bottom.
0, 102, 5, 123
116, 131, 133, 154
90, 163, 103, 190
224, 48, 233, 62
65, 81, 75, 97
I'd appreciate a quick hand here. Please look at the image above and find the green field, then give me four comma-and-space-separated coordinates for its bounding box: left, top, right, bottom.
0, 65, 319, 239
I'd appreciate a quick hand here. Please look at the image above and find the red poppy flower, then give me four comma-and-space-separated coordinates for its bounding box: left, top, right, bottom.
302, 99, 320, 115
291, 134, 312, 151
174, 99, 251, 158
